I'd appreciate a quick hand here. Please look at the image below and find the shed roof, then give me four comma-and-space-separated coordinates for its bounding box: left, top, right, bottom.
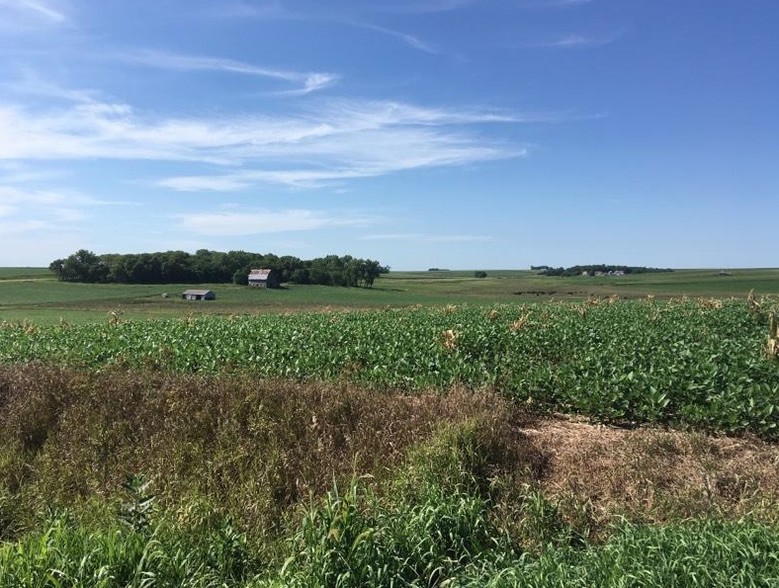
182, 289, 214, 296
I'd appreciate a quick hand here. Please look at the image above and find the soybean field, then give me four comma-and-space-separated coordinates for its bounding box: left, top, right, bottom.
3, 296, 778, 437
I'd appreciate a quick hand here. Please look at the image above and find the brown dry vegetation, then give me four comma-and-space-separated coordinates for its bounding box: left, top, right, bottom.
2, 364, 779, 548
519, 418, 779, 536
0, 365, 527, 542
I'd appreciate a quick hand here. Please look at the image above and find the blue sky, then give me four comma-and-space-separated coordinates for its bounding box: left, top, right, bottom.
0, 0, 776, 269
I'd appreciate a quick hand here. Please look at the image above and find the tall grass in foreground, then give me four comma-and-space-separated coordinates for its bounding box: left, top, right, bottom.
3, 421, 779, 587
456, 521, 779, 587
0, 512, 258, 587
3, 482, 779, 587
264, 475, 779, 587
3, 363, 779, 586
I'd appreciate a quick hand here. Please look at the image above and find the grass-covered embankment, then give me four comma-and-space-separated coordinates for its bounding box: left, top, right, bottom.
2, 366, 779, 586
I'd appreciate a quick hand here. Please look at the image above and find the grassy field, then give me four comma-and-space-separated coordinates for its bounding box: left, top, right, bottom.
2, 267, 778, 324
0, 267, 53, 280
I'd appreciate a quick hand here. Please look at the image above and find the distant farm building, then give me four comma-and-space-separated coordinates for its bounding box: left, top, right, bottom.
248, 269, 280, 288
182, 289, 215, 301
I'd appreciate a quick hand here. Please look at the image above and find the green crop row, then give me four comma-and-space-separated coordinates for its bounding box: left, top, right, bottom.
1, 298, 778, 436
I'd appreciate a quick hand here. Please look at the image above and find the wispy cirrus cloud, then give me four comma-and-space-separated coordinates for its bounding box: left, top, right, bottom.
0, 0, 70, 36
0, 81, 529, 190
176, 209, 376, 237
0, 0, 67, 23
211, 0, 471, 18
0, 161, 65, 184
203, 4, 438, 55
0, 184, 89, 263
360, 233, 492, 243
156, 121, 526, 190
517, 0, 595, 7
117, 49, 339, 95
544, 0, 595, 6
349, 22, 439, 54
0, 186, 100, 234
370, 0, 474, 14
0, 185, 121, 209
157, 131, 521, 190
206, 1, 285, 19
535, 31, 623, 49
0, 95, 333, 165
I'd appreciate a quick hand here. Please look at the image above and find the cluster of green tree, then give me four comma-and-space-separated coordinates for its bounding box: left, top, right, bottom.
49, 249, 389, 287
539, 264, 674, 277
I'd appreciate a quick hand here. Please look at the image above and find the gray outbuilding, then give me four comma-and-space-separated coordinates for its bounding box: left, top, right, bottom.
182, 289, 215, 301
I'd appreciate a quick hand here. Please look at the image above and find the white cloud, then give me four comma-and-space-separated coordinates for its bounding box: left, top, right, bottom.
0, 85, 527, 189
360, 233, 492, 243
315, 99, 521, 126
0, 185, 87, 207
3, 72, 99, 105
118, 49, 339, 95
0, 0, 68, 33
198, 3, 440, 55
0, 102, 319, 164
348, 22, 439, 54
0, 186, 143, 263
0, 165, 66, 184
206, 1, 285, 19
0, 218, 49, 235
157, 127, 523, 190
0, 203, 18, 217
158, 175, 254, 192
518, 0, 595, 7
375, 0, 474, 14
0, 186, 119, 233
0, 186, 79, 237
0, 0, 66, 22
537, 32, 621, 49
176, 209, 376, 236
16, 0, 64, 21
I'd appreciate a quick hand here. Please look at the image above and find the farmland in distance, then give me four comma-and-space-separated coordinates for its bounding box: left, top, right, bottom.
1, 266, 779, 586
2, 266, 778, 324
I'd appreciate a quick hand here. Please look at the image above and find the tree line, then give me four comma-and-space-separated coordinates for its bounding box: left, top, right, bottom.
536, 264, 673, 277
49, 249, 389, 288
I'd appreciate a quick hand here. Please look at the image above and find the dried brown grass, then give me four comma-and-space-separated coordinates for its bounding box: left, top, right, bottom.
520, 416, 779, 530
2, 364, 779, 544
0, 364, 530, 539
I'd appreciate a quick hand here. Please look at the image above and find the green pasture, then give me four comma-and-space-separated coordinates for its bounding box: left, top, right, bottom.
0, 267, 53, 280
1, 267, 778, 324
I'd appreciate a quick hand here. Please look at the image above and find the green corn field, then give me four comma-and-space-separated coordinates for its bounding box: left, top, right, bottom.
2, 297, 778, 437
